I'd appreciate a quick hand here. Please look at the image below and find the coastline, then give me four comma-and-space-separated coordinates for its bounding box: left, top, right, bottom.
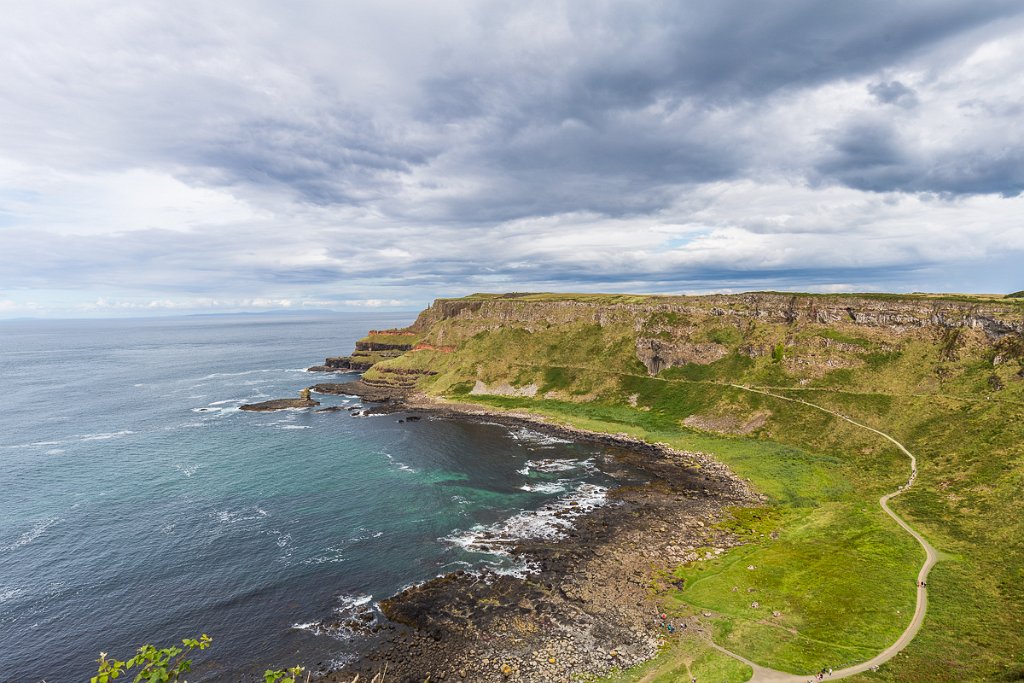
316, 380, 763, 682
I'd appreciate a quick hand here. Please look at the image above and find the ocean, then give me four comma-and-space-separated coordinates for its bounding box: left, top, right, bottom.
0, 314, 643, 682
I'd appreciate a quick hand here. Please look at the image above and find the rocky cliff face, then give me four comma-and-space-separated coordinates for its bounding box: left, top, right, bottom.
308, 331, 420, 372
407, 293, 1023, 376
325, 293, 1024, 395
413, 293, 1024, 337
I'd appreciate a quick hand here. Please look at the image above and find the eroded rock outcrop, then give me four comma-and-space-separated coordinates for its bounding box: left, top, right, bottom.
635, 338, 728, 375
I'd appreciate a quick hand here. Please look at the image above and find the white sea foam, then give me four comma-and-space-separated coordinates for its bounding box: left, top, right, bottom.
509, 427, 574, 447
520, 457, 595, 474
0, 516, 60, 553
199, 368, 310, 381
45, 448, 65, 456
80, 430, 136, 441
0, 586, 24, 603
290, 594, 374, 638
519, 481, 569, 494
4, 429, 136, 450
175, 463, 201, 477
213, 507, 269, 524
492, 557, 542, 579
170, 422, 209, 430
444, 483, 609, 558
338, 594, 373, 609
303, 545, 347, 565
263, 530, 293, 561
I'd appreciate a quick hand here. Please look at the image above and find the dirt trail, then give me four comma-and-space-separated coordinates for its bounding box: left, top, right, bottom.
712, 384, 940, 682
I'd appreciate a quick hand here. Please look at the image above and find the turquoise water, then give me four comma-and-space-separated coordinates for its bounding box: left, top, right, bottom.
0, 314, 640, 681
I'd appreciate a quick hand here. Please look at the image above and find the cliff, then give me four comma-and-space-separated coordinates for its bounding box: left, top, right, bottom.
337, 292, 1024, 402
308, 330, 421, 372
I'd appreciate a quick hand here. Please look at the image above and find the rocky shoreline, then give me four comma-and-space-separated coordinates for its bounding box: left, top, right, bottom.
312, 380, 762, 683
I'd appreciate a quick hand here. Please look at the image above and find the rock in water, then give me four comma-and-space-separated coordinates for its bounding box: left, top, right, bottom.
240, 397, 319, 412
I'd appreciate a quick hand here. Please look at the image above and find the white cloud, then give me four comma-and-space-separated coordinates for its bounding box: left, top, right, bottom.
1, 1, 1023, 317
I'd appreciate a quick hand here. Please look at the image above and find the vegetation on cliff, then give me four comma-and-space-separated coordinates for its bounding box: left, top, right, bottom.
334, 291, 1024, 682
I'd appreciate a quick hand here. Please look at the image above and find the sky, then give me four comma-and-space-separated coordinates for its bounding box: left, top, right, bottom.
1, 1, 1023, 317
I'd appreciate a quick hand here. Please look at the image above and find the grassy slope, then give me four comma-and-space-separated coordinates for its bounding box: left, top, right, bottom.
373, 295, 1024, 682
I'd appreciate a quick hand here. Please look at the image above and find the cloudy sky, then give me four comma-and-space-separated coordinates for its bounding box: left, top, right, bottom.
2, 1, 1023, 317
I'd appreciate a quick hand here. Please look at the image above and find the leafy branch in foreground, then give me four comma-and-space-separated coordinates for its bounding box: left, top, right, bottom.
90, 634, 369, 683
264, 666, 307, 683
91, 634, 212, 683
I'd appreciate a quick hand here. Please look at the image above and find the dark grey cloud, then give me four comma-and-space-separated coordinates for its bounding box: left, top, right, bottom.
817, 121, 1024, 197
2, 0, 1024, 316
868, 81, 919, 108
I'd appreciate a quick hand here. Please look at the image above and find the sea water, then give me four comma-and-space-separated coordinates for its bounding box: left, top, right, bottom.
0, 314, 644, 681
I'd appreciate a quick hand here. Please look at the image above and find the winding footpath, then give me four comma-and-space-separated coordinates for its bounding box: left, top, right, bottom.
707, 384, 940, 682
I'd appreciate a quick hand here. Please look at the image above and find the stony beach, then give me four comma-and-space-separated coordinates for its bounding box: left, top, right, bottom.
314, 382, 763, 683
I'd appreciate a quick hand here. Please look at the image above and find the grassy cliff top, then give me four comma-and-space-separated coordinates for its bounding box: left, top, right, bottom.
449, 290, 1022, 306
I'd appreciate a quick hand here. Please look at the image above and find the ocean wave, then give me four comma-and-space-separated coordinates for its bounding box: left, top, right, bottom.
291, 594, 375, 639
509, 426, 574, 447
192, 405, 243, 418
80, 430, 136, 441
444, 483, 609, 557
519, 481, 569, 494
303, 545, 346, 566
212, 507, 269, 524
2, 430, 136, 450
347, 529, 385, 543
167, 421, 210, 430
380, 450, 417, 472
263, 530, 293, 561
279, 425, 311, 430
517, 457, 595, 475
175, 463, 201, 477
490, 557, 542, 579
198, 368, 309, 381
45, 448, 65, 456
0, 516, 60, 553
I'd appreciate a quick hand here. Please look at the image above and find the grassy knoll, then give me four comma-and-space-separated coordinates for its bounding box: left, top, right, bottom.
669, 503, 920, 673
